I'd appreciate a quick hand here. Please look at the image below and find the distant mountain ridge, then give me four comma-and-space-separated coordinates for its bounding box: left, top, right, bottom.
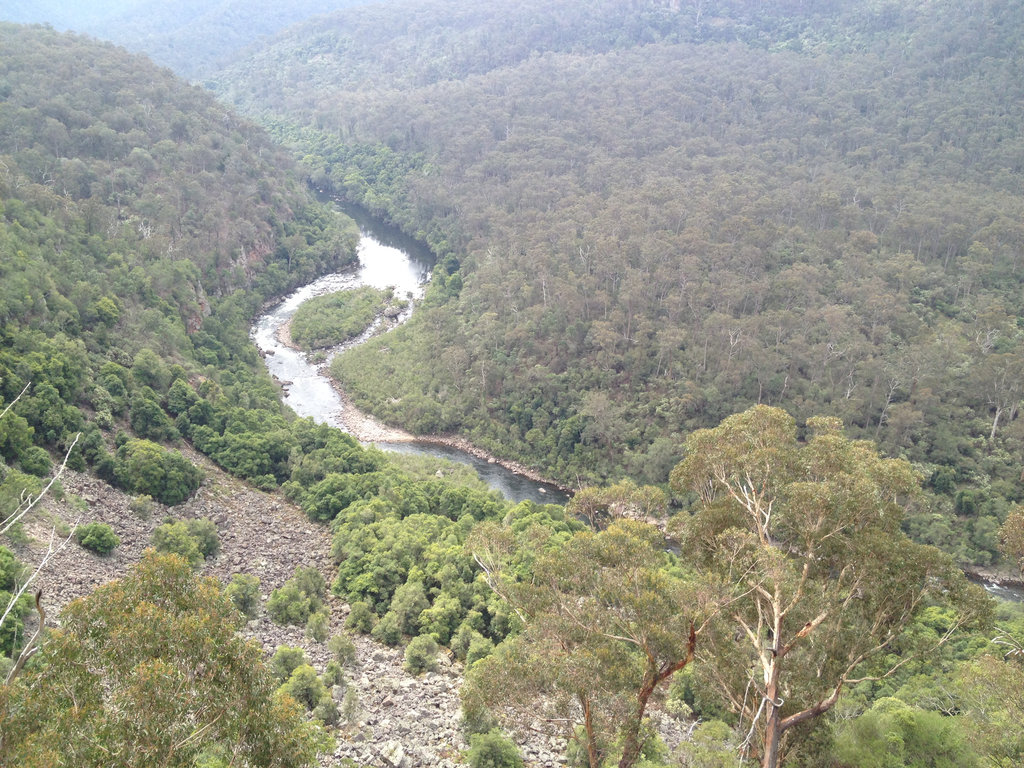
211, 0, 1024, 568
0, 0, 373, 80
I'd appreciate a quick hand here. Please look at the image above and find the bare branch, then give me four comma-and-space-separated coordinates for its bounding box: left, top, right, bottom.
0, 382, 30, 422
1, 432, 81, 536
0, 515, 80, 644
6, 589, 45, 684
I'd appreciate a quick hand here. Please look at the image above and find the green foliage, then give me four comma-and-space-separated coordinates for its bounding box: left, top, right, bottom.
0, 588, 33, 657
311, 693, 340, 726
0, 551, 328, 767
217, 0, 1024, 568
270, 646, 309, 684
185, 517, 220, 559
465, 634, 495, 668
306, 610, 330, 642
673, 720, 742, 768
148, 518, 216, 571
151, 520, 203, 568
466, 730, 524, 768
129, 494, 155, 518
370, 610, 402, 647
290, 286, 393, 349
150, 517, 219, 568
954, 645, 1024, 766
321, 659, 346, 688
403, 634, 439, 675
340, 686, 361, 727
346, 601, 376, 634
328, 633, 357, 666
450, 621, 478, 662
390, 580, 429, 636
833, 698, 978, 768
280, 664, 326, 711
0, 545, 25, 591
670, 406, 992, 766
18, 446, 52, 477
114, 439, 201, 506
330, 490, 578, 650
74, 521, 120, 555
267, 566, 326, 626
464, 520, 706, 768
225, 573, 261, 618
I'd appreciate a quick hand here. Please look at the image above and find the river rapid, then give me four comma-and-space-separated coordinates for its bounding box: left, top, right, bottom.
251, 206, 568, 506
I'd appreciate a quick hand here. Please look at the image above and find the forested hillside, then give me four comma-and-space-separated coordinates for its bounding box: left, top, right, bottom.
0, 23, 579, 764
213, 0, 1024, 567
2, 10, 1024, 768
0, 0, 371, 80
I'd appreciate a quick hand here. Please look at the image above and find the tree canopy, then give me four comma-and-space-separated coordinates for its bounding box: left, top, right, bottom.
669, 406, 990, 768
0, 551, 329, 767
210, 0, 1024, 569
465, 519, 712, 768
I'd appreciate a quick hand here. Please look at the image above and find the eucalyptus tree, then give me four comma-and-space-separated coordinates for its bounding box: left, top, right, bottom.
465, 519, 716, 768
670, 405, 989, 768
0, 551, 329, 767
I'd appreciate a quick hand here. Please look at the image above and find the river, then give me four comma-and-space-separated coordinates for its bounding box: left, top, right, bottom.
251, 206, 568, 506
251, 208, 1024, 602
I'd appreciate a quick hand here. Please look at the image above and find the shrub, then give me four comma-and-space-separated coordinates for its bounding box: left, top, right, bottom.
321, 660, 346, 688
467, 730, 524, 768
346, 601, 376, 634
390, 580, 429, 636
186, 518, 219, 559
114, 439, 201, 505
151, 520, 203, 568
341, 687, 361, 726
270, 646, 308, 684
312, 693, 340, 726
328, 633, 357, 666
129, 494, 155, 518
370, 611, 402, 647
281, 664, 325, 710
466, 635, 495, 668
291, 566, 326, 601
19, 446, 52, 477
451, 622, 479, 662
403, 634, 439, 675
306, 610, 330, 643
0, 546, 24, 591
226, 574, 260, 618
150, 517, 219, 568
267, 566, 326, 626
74, 522, 120, 555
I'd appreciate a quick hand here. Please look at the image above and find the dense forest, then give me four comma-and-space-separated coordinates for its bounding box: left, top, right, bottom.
209, 0, 1024, 569
0, 0, 373, 80
2, 3, 1024, 768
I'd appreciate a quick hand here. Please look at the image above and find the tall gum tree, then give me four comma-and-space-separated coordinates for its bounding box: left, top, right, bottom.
669, 405, 990, 768
465, 519, 715, 768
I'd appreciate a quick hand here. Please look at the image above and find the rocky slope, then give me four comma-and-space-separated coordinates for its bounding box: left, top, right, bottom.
14, 449, 568, 768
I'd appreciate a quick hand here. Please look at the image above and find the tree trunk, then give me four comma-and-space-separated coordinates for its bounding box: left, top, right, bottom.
617, 671, 657, 768
761, 708, 782, 768
581, 694, 601, 768
618, 626, 696, 768
760, 677, 783, 768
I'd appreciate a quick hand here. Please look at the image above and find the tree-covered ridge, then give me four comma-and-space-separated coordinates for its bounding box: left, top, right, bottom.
0, 0, 373, 81
0, 22, 358, 474
217, 0, 1024, 566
